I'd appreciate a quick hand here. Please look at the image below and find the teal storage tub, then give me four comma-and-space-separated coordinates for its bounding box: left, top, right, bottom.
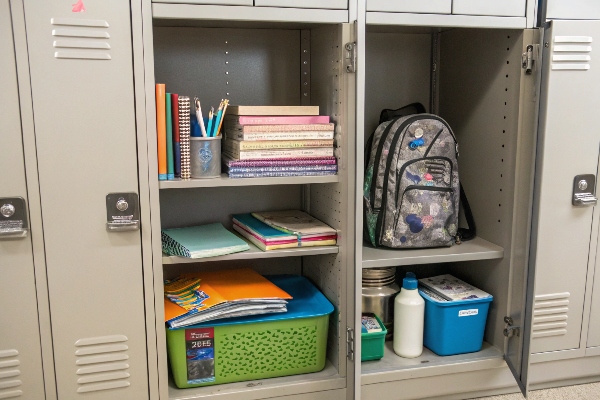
166, 275, 334, 388
420, 290, 493, 356
361, 314, 387, 361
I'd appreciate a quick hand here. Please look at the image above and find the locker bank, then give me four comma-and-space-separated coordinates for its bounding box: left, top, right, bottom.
1, 0, 599, 399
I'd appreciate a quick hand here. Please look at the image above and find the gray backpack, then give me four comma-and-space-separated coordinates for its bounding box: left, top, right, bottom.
364, 110, 473, 249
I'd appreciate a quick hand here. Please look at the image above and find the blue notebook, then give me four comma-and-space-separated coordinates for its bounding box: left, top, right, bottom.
162, 223, 250, 259
232, 213, 296, 241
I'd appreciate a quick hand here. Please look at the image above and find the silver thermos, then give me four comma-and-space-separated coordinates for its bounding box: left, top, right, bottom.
362, 267, 400, 340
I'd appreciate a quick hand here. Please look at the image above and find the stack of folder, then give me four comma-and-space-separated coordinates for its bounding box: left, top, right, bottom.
164, 268, 292, 328
232, 210, 337, 251
222, 106, 337, 178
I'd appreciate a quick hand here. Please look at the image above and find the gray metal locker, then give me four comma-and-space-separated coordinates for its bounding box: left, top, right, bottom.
529, 19, 600, 354
0, 2, 47, 399
588, 228, 600, 349
20, 0, 149, 398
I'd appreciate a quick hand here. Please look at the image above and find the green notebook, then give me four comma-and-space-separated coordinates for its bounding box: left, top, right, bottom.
162, 223, 250, 259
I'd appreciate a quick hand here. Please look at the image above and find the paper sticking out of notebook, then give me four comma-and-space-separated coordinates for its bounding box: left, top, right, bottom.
251, 210, 337, 239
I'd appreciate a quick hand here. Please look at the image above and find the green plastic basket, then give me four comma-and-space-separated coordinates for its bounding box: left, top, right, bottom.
361, 315, 387, 362
166, 275, 333, 388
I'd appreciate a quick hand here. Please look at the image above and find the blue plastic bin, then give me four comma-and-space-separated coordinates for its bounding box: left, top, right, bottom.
420, 290, 493, 356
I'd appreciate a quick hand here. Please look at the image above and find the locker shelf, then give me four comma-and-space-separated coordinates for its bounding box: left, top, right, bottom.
168, 360, 344, 400
366, 12, 526, 29
152, 3, 349, 25
163, 240, 338, 264
159, 174, 339, 189
361, 341, 504, 385
362, 236, 504, 268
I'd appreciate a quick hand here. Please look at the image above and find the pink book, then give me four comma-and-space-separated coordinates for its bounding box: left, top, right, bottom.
233, 222, 337, 245
225, 115, 330, 125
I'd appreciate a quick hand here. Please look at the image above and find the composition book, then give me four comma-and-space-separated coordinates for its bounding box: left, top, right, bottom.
162, 223, 250, 259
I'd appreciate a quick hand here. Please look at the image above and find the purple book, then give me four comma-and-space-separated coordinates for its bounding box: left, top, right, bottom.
227, 170, 337, 179
223, 155, 337, 168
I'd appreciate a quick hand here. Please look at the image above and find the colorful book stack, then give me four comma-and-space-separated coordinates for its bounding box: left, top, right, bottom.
222, 106, 337, 178
232, 210, 337, 251
156, 84, 187, 181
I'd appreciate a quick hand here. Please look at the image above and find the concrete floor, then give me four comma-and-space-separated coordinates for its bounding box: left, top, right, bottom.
472, 382, 600, 400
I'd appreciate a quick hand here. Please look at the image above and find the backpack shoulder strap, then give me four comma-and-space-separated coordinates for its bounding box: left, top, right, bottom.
457, 183, 476, 242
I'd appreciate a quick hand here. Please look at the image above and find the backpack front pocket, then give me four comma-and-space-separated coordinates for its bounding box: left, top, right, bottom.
391, 186, 456, 248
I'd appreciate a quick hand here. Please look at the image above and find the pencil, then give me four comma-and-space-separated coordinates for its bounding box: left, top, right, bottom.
216, 99, 229, 136
194, 97, 207, 137
212, 100, 224, 137
206, 107, 214, 137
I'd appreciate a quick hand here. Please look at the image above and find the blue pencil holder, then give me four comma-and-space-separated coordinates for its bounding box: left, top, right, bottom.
190, 136, 221, 179
420, 290, 493, 356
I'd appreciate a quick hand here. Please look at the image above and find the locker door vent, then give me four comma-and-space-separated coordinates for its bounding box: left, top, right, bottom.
532, 292, 569, 338
51, 17, 111, 60
74, 335, 131, 393
0, 349, 22, 399
551, 36, 592, 71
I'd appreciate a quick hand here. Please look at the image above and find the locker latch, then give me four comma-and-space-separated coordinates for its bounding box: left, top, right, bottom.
346, 327, 355, 361
345, 42, 357, 73
0, 197, 28, 239
572, 174, 598, 207
521, 44, 536, 75
106, 192, 140, 231
503, 316, 520, 338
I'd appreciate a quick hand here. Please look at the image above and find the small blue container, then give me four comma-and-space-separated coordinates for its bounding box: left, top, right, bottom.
420, 291, 493, 356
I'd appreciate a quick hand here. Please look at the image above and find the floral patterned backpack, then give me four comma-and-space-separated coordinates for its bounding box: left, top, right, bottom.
363, 104, 475, 249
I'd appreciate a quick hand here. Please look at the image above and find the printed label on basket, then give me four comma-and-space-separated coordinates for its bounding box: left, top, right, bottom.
458, 309, 479, 317
185, 328, 215, 384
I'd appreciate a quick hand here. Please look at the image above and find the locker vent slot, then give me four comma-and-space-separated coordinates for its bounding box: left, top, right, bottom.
552, 36, 592, 71
51, 19, 110, 60
75, 335, 130, 393
0, 349, 22, 399
532, 293, 569, 338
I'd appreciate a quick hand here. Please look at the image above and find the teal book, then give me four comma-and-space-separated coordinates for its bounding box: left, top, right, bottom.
162, 223, 250, 259
232, 214, 296, 241
166, 93, 175, 180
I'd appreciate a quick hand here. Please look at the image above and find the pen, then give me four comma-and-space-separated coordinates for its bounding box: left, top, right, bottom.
206, 107, 214, 137
194, 97, 207, 137
216, 99, 229, 136
212, 100, 224, 137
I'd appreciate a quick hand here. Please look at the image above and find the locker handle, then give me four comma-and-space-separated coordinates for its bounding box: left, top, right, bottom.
106, 193, 140, 232
0, 197, 28, 240
572, 174, 597, 207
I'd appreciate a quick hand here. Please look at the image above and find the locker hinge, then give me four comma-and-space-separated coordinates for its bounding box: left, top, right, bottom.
344, 42, 356, 73
346, 327, 355, 360
521, 44, 538, 75
503, 316, 521, 338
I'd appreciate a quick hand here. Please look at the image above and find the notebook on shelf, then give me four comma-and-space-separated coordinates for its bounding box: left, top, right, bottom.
226, 105, 320, 116
250, 210, 337, 239
162, 223, 250, 259
164, 268, 292, 328
232, 213, 337, 251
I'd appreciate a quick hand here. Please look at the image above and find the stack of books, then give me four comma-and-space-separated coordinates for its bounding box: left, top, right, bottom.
232, 210, 337, 251
222, 105, 337, 178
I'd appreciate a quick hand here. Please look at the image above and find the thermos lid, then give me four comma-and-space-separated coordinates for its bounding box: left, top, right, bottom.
402, 272, 418, 290
362, 267, 396, 287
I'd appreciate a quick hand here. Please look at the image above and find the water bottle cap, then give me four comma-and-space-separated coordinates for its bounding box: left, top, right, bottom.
403, 272, 418, 290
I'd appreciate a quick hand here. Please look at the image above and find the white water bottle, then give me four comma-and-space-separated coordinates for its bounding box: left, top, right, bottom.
393, 272, 424, 358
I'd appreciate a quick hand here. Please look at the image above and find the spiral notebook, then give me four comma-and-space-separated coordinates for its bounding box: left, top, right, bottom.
162, 223, 250, 259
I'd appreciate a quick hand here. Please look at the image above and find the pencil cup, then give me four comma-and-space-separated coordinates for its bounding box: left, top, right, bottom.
190, 136, 221, 179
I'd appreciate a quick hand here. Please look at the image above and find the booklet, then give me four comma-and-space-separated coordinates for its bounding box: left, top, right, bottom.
418, 274, 492, 301
162, 223, 249, 259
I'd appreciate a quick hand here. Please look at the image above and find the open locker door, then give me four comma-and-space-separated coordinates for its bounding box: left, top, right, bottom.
341, 20, 358, 400
0, 2, 47, 399
524, 15, 600, 383
502, 27, 544, 397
